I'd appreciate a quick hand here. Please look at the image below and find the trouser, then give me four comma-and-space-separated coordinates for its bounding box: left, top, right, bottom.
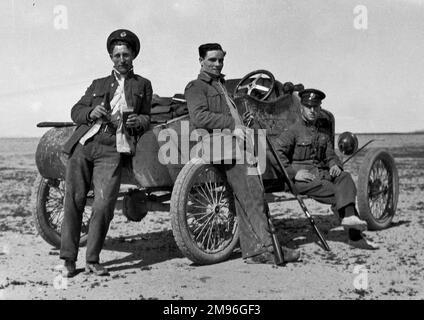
222, 163, 273, 258
294, 171, 358, 219
60, 132, 122, 263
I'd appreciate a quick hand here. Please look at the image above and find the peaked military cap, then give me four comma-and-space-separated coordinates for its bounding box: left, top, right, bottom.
299, 88, 326, 108
107, 29, 140, 58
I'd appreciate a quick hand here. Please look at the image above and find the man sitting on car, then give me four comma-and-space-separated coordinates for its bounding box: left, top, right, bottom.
274, 89, 379, 250
184, 43, 300, 264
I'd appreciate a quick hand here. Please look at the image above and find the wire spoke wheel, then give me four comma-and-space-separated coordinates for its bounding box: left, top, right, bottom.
186, 167, 237, 254
32, 175, 92, 248
171, 159, 239, 264
368, 159, 390, 219
358, 149, 399, 230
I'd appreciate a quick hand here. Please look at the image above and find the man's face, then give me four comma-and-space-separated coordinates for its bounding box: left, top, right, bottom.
200, 50, 225, 76
300, 103, 320, 122
110, 44, 134, 75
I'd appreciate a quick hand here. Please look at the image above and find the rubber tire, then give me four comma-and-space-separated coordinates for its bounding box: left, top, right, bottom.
357, 149, 399, 230
31, 175, 88, 248
170, 159, 239, 265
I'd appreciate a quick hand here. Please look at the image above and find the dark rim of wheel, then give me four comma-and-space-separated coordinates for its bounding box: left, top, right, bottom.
44, 179, 92, 237
367, 157, 396, 223
184, 165, 238, 255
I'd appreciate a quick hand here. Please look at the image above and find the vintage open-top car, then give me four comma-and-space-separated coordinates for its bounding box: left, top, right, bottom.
32, 70, 399, 265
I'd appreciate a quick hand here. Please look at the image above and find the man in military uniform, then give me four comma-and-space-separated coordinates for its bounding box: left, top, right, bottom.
185, 43, 300, 264
60, 29, 152, 277
274, 89, 379, 250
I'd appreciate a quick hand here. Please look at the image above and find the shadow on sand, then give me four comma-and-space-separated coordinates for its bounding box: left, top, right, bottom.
102, 229, 184, 272
101, 212, 405, 271
273, 214, 347, 249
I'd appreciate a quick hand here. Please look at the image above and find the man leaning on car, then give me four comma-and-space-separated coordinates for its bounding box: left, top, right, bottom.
60, 29, 152, 277
184, 43, 300, 264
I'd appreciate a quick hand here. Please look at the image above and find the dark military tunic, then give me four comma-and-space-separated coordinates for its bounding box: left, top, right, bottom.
63, 70, 152, 155
185, 72, 236, 131
60, 70, 152, 264
275, 118, 356, 211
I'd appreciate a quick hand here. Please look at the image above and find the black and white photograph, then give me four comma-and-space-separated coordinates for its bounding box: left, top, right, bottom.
0, 0, 423, 302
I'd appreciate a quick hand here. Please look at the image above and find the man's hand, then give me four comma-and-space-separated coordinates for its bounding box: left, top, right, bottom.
242, 111, 254, 127
125, 114, 140, 128
125, 114, 149, 130
294, 169, 316, 182
89, 103, 109, 120
329, 165, 342, 177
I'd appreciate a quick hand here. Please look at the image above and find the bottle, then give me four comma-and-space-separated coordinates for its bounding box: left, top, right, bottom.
102, 91, 111, 122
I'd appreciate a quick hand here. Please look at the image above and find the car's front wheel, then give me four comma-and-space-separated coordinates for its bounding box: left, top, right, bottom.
170, 159, 239, 265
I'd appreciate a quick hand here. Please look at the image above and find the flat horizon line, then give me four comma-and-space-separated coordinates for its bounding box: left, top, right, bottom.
1, 131, 424, 139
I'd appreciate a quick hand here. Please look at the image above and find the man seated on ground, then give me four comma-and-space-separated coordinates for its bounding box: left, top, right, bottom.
274, 89, 379, 250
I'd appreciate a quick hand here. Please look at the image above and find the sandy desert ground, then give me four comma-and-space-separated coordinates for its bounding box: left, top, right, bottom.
0, 134, 423, 300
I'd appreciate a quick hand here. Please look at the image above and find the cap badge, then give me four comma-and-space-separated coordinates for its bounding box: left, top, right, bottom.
120, 31, 127, 37
309, 93, 316, 99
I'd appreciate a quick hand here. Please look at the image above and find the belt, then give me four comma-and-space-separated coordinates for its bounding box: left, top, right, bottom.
99, 123, 117, 134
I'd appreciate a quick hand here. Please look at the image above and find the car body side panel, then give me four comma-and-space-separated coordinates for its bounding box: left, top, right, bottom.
35, 127, 73, 180
35, 79, 335, 191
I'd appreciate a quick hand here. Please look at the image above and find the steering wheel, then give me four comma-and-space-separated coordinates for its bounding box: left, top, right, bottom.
233, 70, 276, 101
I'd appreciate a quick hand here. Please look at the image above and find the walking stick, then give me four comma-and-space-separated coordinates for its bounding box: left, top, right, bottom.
248, 147, 285, 265
243, 120, 285, 265
264, 202, 285, 265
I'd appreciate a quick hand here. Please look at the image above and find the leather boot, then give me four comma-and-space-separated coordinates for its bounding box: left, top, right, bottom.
63, 260, 77, 278
85, 262, 110, 276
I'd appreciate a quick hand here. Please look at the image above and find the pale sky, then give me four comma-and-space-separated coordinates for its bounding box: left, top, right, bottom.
1, 0, 423, 137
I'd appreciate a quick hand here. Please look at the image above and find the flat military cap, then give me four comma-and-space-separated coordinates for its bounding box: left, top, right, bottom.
299, 88, 326, 108
107, 29, 140, 58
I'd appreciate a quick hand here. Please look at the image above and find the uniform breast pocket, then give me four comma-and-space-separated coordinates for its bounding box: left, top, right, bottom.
294, 138, 313, 160
206, 92, 223, 113
91, 90, 107, 107
132, 92, 144, 109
